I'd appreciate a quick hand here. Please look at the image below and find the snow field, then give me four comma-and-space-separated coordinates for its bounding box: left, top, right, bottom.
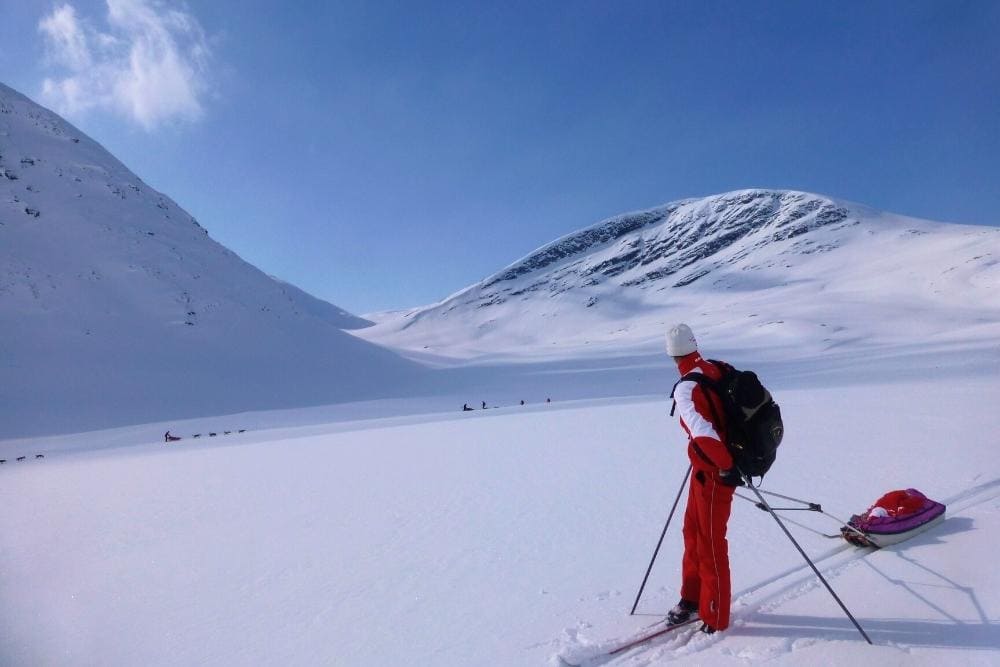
2, 374, 998, 666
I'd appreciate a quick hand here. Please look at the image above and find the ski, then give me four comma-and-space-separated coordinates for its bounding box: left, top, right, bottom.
607, 616, 700, 655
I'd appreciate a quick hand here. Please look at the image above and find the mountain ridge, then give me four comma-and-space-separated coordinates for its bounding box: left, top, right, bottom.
357, 189, 999, 361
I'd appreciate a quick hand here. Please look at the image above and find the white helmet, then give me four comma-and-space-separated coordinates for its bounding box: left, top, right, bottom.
665, 323, 697, 357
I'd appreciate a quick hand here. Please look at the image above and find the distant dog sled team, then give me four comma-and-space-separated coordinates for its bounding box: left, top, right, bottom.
164, 429, 246, 443
0, 454, 45, 464
462, 397, 551, 411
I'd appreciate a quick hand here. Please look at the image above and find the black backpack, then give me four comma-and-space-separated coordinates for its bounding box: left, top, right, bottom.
670, 360, 784, 480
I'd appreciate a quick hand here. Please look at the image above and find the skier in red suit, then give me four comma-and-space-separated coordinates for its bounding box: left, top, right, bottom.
664, 323, 744, 634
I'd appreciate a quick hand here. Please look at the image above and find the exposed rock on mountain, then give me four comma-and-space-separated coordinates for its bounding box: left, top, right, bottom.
359, 189, 999, 361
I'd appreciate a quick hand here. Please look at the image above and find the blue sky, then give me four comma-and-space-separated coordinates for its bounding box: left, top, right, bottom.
1, 1, 998, 313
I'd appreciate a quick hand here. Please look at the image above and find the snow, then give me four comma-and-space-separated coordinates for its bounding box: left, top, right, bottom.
356, 192, 1000, 366
0, 81, 419, 439
2, 364, 998, 666
3, 79, 1000, 665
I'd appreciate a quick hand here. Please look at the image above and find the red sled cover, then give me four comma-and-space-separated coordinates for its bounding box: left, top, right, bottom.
841, 488, 946, 548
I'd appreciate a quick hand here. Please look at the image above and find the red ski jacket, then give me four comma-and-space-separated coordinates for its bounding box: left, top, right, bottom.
673, 352, 733, 472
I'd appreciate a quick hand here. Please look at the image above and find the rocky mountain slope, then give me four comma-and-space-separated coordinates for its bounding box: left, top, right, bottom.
357, 189, 1000, 362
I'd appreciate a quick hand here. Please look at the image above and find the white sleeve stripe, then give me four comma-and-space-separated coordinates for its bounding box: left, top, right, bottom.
674, 380, 721, 441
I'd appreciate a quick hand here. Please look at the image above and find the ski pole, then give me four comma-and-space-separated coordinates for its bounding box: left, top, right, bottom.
629, 463, 691, 615
744, 479, 874, 644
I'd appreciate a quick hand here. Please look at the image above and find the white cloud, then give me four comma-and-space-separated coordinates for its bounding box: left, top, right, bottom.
38, 1, 213, 130
39, 4, 93, 70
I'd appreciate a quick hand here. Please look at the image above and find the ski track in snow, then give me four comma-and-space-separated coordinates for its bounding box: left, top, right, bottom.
557, 477, 1000, 666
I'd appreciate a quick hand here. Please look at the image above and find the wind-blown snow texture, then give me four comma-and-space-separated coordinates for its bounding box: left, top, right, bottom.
0, 82, 422, 438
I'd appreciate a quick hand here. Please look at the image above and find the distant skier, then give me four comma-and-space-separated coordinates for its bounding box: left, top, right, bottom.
664, 323, 742, 635
482, 401, 487, 410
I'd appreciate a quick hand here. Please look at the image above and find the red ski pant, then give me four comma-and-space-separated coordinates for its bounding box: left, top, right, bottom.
679, 469, 734, 630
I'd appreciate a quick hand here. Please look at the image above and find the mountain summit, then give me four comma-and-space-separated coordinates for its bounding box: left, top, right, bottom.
0, 81, 419, 438
358, 189, 999, 361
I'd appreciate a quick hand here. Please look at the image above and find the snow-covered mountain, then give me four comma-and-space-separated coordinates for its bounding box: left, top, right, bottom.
357, 189, 1000, 363
0, 81, 421, 438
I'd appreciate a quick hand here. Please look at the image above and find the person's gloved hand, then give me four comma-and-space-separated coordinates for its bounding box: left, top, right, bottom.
719, 468, 745, 487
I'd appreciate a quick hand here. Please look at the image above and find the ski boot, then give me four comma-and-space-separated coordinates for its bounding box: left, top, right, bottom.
666, 599, 698, 625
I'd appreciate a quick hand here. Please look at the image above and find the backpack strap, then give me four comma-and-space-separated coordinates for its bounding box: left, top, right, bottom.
669, 377, 683, 416
672, 370, 724, 420
668, 361, 724, 413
